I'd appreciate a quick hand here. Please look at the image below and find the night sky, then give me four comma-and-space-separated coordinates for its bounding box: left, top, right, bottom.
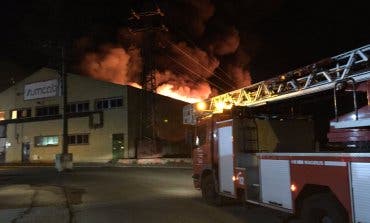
0, 0, 369, 94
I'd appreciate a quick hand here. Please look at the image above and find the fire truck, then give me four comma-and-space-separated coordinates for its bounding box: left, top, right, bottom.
183, 44, 370, 223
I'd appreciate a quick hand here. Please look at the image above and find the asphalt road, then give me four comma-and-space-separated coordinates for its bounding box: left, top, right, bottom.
0, 167, 289, 223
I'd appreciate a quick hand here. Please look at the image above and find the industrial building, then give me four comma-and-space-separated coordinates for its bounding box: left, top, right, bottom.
0, 68, 188, 163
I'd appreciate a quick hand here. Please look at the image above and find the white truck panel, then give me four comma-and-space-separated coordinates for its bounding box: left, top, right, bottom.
217, 124, 235, 196
351, 162, 370, 223
260, 159, 292, 210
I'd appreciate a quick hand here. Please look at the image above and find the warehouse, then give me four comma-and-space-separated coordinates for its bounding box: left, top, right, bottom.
0, 67, 188, 163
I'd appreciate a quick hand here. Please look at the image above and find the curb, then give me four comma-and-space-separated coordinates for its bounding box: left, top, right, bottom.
0, 158, 193, 169
0, 164, 192, 169
113, 164, 192, 169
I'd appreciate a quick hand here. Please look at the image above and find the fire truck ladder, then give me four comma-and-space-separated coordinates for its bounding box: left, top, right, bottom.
184, 44, 370, 124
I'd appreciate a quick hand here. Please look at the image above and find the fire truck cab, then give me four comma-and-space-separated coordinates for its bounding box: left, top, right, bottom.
186, 44, 370, 223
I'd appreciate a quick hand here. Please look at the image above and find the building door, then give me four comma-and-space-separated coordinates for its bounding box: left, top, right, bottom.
112, 134, 125, 160
0, 138, 5, 163
22, 143, 30, 163
0, 126, 6, 163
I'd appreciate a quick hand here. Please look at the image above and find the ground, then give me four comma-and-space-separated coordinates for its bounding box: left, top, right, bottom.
0, 167, 289, 223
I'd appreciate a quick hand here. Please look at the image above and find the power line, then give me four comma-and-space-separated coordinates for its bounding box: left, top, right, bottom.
165, 39, 236, 89
164, 53, 227, 92
164, 53, 226, 92
165, 26, 238, 87
216, 66, 237, 82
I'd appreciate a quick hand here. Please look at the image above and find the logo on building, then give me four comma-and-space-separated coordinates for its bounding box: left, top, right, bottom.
24, 79, 59, 100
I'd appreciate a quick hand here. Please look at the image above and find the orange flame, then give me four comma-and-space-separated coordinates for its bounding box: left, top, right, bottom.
156, 83, 207, 103
128, 82, 142, 89
128, 82, 209, 103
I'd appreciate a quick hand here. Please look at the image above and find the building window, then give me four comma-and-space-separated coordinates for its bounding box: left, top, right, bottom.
36, 105, 59, 117
68, 134, 89, 145
96, 97, 123, 110
0, 112, 5, 121
67, 102, 89, 113
10, 108, 31, 119
35, 136, 59, 147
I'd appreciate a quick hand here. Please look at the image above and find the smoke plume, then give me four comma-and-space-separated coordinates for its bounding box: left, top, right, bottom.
76, 0, 253, 103
79, 43, 142, 85
209, 27, 240, 56
188, 0, 215, 37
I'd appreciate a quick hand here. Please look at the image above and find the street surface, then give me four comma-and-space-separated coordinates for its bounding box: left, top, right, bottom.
0, 167, 288, 223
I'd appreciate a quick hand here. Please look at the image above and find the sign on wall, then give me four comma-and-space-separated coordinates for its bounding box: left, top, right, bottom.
24, 79, 59, 100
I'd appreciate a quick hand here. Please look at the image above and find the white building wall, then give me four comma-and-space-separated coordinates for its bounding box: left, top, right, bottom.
0, 68, 130, 163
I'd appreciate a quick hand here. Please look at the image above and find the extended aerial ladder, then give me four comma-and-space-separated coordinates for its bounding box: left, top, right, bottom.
184, 44, 370, 125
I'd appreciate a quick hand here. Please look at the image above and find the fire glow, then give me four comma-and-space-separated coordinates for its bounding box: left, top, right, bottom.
156, 83, 206, 103
79, 43, 250, 103
77, 1, 252, 103
129, 82, 209, 103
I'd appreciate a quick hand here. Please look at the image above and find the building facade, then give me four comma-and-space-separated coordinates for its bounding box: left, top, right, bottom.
0, 68, 188, 163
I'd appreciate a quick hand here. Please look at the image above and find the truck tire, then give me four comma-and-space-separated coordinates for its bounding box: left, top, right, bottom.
201, 175, 222, 205
300, 193, 347, 223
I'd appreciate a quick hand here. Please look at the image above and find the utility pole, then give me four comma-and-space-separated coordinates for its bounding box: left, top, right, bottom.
61, 46, 68, 155
37, 1, 72, 171
128, 1, 167, 158
55, 44, 73, 172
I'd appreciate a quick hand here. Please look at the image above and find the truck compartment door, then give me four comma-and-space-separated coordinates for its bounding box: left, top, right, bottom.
260, 159, 292, 210
217, 120, 235, 197
351, 162, 370, 223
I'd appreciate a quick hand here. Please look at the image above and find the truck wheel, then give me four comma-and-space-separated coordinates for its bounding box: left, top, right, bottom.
201, 175, 222, 205
300, 193, 347, 223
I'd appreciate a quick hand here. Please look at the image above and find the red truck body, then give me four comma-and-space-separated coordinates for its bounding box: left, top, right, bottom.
187, 44, 370, 222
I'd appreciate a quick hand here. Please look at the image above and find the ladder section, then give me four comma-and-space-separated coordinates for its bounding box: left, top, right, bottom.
184, 44, 370, 124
